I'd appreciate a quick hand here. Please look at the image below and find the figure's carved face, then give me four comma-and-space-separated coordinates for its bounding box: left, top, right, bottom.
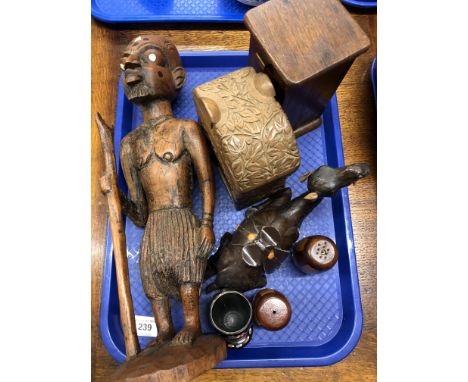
120, 36, 186, 104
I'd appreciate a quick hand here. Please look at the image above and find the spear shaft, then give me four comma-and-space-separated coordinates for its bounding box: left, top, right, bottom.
96, 113, 140, 359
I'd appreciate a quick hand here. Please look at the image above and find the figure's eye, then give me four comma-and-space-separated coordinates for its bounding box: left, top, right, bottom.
142, 49, 165, 66
144, 50, 158, 62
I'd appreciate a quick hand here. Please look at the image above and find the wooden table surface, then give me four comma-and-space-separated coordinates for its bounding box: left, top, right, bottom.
91, 10, 376, 381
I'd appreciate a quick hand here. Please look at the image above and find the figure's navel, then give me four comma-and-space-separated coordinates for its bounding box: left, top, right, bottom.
163, 152, 174, 161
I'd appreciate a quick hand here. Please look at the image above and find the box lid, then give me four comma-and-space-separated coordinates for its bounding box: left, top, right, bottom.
244, 0, 370, 86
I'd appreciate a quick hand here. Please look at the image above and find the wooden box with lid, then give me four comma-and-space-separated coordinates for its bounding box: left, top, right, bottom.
244, 0, 370, 136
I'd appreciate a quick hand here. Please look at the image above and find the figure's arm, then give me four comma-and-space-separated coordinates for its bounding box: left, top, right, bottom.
184, 121, 215, 253
184, 121, 215, 224
119, 139, 148, 228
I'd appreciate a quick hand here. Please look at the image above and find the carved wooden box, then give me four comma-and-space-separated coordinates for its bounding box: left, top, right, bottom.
193, 67, 300, 209
244, 0, 370, 135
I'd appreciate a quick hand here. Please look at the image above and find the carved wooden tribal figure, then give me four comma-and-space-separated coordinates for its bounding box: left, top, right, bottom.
98, 35, 225, 381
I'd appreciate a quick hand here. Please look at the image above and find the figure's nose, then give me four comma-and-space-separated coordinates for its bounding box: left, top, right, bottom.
122, 53, 142, 85
122, 53, 141, 71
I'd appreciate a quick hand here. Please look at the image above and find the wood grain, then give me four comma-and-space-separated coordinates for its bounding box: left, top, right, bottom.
96, 113, 140, 358
112, 335, 227, 382
92, 11, 376, 381
245, 0, 370, 129
245, 0, 370, 82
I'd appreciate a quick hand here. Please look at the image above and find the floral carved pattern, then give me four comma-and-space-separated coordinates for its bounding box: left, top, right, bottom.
194, 67, 300, 193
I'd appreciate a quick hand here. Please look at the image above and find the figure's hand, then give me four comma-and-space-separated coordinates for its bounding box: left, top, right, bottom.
199, 225, 215, 256
100, 172, 113, 194
96, 112, 114, 133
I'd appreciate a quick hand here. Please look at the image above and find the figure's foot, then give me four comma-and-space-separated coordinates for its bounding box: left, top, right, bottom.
170, 327, 201, 346
147, 331, 174, 348
306, 163, 370, 197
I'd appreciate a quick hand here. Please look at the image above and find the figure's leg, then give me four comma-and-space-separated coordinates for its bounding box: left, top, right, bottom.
147, 296, 175, 347
171, 283, 201, 345
140, 263, 175, 347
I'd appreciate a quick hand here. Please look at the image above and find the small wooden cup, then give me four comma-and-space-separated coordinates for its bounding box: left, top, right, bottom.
209, 290, 253, 349
253, 289, 292, 331
292, 235, 339, 273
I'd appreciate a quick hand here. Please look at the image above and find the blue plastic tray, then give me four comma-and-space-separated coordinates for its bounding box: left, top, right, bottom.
91, 0, 251, 23
371, 58, 377, 103
100, 51, 363, 368
91, 0, 375, 23
341, 0, 377, 9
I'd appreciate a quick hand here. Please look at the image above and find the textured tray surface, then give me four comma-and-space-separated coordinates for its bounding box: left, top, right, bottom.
91, 0, 375, 24
91, 0, 251, 23
100, 51, 362, 368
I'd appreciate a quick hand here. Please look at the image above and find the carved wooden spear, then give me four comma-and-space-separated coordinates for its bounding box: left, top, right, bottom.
96, 113, 140, 359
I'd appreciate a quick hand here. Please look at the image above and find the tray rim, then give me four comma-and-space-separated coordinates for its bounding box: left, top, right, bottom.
99, 50, 363, 368
341, 0, 377, 9
371, 57, 377, 103
91, 0, 247, 24
91, 0, 375, 24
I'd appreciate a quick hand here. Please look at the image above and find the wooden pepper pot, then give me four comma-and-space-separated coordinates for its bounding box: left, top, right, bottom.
253, 289, 292, 331
292, 235, 339, 274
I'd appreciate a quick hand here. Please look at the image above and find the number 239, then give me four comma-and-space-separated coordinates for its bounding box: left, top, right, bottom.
138, 323, 152, 331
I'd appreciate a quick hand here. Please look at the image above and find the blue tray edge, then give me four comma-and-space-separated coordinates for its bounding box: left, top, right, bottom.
91, 0, 374, 24
323, 97, 363, 366
341, 0, 377, 9
371, 58, 377, 103
91, 0, 246, 24
99, 51, 363, 368
91, 12, 245, 24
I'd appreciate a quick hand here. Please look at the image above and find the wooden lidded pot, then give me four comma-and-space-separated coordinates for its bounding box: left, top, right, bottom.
253, 289, 292, 331
245, 0, 370, 135
292, 235, 339, 273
